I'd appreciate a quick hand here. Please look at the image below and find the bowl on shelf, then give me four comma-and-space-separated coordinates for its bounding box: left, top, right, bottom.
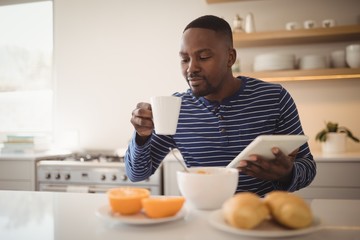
298, 55, 327, 70
253, 53, 295, 72
177, 167, 238, 210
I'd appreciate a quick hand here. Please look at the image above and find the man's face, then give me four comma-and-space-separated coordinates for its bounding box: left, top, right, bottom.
179, 28, 231, 98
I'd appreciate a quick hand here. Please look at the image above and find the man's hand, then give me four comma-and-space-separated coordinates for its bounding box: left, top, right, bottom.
237, 148, 298, 185
130, 102, 154, 144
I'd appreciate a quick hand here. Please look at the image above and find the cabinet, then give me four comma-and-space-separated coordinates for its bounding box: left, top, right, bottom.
0, 159, 36, 191
233, 25, 360, 82
295, 161, 360, 200
163, 153, 183, 196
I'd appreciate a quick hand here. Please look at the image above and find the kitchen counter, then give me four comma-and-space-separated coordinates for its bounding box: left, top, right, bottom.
312, 151, 360, 162
0, 150, 71, 191
0, 149, 72, 161
0, 190, 359, 240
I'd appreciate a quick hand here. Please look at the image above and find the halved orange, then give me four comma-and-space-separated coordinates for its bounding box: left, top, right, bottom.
107, 187, 150, 215
142, 196, 185, 219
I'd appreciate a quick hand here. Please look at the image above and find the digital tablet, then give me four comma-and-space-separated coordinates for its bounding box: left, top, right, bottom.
226, 135, 309, 168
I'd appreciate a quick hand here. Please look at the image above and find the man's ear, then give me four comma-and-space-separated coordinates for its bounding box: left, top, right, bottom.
228, 48, 237, 68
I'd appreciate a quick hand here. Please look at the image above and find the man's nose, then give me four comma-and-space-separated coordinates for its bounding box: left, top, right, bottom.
187, 59, 200, 74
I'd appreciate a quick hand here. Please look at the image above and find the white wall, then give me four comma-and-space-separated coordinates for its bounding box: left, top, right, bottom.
53, 0, 360, 152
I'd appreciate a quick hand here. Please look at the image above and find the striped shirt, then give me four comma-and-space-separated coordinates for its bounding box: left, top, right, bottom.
125, 76, 316, 197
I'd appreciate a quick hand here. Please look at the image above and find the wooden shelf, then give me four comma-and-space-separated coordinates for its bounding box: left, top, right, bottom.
235, 68, 360, 82
206, 0, 259, 3
233, 25, 360, 48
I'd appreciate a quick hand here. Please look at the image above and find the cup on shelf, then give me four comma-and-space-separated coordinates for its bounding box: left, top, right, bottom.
330, 50, 346, 68
346, 44, 360, 68
322, 19, 336, 28
304, 20, 316, 29
285, 22, 298, 31
244, 12, 256, 33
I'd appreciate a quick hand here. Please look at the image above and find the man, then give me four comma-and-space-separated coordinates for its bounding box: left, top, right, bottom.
125, 15, 316, 197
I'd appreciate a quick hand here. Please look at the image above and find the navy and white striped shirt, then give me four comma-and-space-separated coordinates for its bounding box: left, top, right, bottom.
125, 76, 316, 197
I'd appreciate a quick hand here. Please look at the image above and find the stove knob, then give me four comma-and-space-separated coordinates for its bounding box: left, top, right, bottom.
55, 173, 61, 180
121, 175, 127, 181
101, 174, 106, 181
45, 173, 51, 179
65, 174, 71, 180
112, 175, 117, 181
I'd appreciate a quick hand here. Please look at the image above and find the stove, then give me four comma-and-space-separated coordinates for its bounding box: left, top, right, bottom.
36, 151, 162, 195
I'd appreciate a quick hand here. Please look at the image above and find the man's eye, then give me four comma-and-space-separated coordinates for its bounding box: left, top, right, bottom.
200, 55, 211, 60
181, 58, 189, 63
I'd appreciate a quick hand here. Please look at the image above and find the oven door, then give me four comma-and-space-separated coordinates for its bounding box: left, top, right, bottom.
38, 183, 161, 195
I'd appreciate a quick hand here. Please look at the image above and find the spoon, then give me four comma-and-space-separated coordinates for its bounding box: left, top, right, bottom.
169, 148, 189, 173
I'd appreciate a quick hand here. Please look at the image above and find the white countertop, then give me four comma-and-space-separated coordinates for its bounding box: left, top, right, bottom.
2, 148, 360, 162
312, 151, 360, 162
0, 190, 359, 240
0, 149, 72, 161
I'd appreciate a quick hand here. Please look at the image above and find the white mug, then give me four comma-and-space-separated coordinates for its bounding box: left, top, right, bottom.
346, 44, 360, 68
150, 96, 181, 135
331, 50, 346, 68
304, 20, 316, 29
285, 22, 298, 31
322, 19, 336, 28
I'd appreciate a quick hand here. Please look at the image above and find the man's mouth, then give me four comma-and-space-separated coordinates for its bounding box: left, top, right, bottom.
187, 77, 204, 86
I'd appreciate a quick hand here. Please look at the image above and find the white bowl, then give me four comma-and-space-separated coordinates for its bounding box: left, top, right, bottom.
253, 53, 295, 71
177, 167, 238, 210
299, 55, 327, 69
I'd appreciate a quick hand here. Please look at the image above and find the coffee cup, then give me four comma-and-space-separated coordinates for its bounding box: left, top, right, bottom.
346, 44, 360, 68
150, 96, 181, 135
285, 22, 298, 31
331, 50, 346, 68
304, 20, 316, 29
322, 19, 336, 28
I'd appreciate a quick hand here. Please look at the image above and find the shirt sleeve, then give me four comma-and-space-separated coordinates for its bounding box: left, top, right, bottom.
271, 87, 317, 191
125, 132, 176, 182
124, 132, 153, 182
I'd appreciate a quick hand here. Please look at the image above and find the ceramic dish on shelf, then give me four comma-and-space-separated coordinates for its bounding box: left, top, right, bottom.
298, 55, 327, 70
208, 209, 322, 238
253, 53, 295, 71
95, 205, 187, 225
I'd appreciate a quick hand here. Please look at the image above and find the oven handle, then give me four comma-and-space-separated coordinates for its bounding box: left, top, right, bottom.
39, 184, 155, 194
39, 185, 91, 192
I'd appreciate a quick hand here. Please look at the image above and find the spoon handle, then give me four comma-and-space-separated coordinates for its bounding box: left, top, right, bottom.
169, 148, 189, 172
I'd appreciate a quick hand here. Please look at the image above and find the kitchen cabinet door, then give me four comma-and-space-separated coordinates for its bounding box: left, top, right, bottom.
0, 160, 36, 191
163, 158, 182, 196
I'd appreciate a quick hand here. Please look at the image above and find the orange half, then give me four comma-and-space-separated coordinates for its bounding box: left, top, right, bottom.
107, 187, 150, 215
142, 196, 185, 219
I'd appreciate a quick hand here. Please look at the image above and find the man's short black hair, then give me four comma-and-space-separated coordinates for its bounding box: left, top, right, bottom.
183, 15, 233, 46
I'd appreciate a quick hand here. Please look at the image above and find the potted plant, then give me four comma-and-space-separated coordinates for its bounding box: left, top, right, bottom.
315, 121, 359, 153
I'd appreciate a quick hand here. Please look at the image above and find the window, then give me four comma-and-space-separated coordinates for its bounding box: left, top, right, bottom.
0, 1, 53, 135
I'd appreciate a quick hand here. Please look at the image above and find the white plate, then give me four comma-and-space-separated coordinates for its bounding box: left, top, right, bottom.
208, 209, 322, 238
95, 205, 187, 225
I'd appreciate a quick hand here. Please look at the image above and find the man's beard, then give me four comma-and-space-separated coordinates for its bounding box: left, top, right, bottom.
188, 79, 214, 98
186, 72, 217, 97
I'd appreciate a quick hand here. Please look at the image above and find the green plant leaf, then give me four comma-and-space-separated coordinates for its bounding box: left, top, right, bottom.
326, 122, 338, 132
316, 121, 359, 143
339, 127, 360, 143
315, 129, 328, 142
